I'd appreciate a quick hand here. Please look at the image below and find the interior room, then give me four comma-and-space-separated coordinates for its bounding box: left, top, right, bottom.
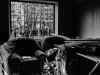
0, 0, 100, 75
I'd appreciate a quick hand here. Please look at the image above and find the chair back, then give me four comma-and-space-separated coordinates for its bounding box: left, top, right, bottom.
41, 36, 65, 52
13, 38, 41, 56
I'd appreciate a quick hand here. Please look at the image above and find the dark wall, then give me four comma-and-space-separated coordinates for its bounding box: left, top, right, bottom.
0, 0, 9, 44
58, 0, 80, 38
58, 0, 100, 38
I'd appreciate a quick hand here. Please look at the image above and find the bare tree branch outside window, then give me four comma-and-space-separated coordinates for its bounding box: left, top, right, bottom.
11, 1, 54, 39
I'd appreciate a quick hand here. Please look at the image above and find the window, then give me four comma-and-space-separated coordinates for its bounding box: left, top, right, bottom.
10, 1, 55, 38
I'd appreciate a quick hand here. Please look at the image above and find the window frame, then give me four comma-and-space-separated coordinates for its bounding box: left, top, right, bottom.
9, 0, 57, 37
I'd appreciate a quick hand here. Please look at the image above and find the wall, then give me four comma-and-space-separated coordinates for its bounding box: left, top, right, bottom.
58, 0, 80, 38
78, 0, 100, 39
58, 0, 100, 39
0, 0, 9, 44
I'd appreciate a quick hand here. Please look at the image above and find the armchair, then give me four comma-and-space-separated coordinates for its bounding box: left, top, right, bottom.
41, 36, 67, 75
8, 38, 47, 75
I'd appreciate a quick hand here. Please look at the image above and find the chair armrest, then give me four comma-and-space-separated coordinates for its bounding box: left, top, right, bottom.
35, 50, 46, 58
10, 53, 21, 60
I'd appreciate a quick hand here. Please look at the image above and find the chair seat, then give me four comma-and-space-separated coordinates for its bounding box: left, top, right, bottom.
21, 57, 37, 62
20, 59, 38, 72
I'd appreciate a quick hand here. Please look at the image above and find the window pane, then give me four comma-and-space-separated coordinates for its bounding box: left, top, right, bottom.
11, 1, 54, 38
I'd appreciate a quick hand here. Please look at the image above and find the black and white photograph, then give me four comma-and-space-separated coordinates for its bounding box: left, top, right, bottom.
0, 0, 100, 75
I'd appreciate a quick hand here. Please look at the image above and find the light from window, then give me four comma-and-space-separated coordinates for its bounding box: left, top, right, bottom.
11, 1, 54, 39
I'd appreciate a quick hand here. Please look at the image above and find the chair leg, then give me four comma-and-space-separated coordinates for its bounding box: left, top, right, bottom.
88, 62, 99, 75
